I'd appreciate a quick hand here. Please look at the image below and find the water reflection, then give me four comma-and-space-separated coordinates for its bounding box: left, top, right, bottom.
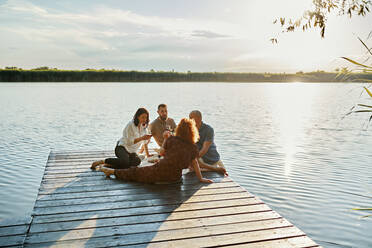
263, 83, 319, 177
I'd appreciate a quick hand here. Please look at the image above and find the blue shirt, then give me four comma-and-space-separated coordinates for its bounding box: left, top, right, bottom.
196, 122, 220, 164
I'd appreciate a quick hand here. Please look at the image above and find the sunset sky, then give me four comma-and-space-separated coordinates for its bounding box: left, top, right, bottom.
0, 0, 371, 72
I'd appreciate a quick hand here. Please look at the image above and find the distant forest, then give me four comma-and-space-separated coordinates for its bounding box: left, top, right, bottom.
1, 67, 371, 82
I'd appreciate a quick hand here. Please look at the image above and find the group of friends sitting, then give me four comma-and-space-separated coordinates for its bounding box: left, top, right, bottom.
91, 104, 227, 184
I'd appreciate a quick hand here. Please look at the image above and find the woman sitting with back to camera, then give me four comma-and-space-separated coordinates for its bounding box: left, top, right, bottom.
99, 118, 213, 184
91, 107, 152, 170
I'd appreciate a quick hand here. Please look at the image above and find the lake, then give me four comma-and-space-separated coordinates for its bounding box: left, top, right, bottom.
0, 82, 371, 247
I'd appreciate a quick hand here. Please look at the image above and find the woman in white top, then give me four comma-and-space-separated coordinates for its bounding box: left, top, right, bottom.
91, 108, 152, 170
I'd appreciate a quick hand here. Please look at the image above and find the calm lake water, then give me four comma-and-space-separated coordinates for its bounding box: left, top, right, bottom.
0, 82, 371, 247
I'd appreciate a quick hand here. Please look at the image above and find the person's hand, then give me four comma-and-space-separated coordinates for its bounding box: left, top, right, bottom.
159, 147, 165, 157
200, 178, 213, 183
142, 134, 152, 140
163, 130, 171, 139
218, 167, 228, 176
146, 153, 154, 158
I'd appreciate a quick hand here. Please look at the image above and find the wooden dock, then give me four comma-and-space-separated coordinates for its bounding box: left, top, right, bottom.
1, 150, 319, 247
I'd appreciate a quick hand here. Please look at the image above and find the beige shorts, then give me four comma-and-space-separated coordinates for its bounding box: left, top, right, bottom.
198, 158, 225, 171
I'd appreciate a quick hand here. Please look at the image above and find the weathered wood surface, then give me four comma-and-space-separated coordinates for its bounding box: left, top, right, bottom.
19, 150, 319, 248
0, 216, 31, 247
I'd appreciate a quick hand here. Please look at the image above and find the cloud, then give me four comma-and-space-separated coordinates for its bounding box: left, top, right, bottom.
191, 30, 230, 39
2, 0, 237, 38
1, 0, 47, 15
0, 0, 244, 70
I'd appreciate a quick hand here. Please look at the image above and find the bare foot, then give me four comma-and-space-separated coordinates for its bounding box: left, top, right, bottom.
91, 160, 104, 170
99, 166, 114, 178
148, 158, 160, 163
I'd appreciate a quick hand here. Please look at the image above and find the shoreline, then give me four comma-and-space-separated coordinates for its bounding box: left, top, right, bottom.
1, 69, 371, 83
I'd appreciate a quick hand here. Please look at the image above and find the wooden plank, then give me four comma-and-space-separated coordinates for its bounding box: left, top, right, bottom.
0, 225, 29, 237
31, 205, 270, 228
40, 170, 224, 184
33, 192, 255, 216
24, 222, 300, 247
222, 236, 319, 248
44, 158, 154, 170
44, 159, 199, 170
41, 170, 226, 182
30, 208, 280, 234
46, 150, 155, 164
42, 171, 107, 179
122, 227, 308, 248
32, 195, 259, 216
38, 175, 231, 195
51, 150, 113, 156
41, 171, 227, 186
52, 149, 111, 155
35, 186, 246, 208
44, 170, 100, 176
37, 180, 238, 200
121, 235, 318, 248
44, 160, 160, 170
37, 184, 241, 203
40, 176, 149, 189
38, 178, 233, 195
32, 202, 270, 224
45, 161, 105, 167
0, 216, 31, 247
39, 177, 124, 190
49, 149, 156, 162
46, 158, 109, 164
50, 148, 154, 158
26, 214, 286, 244
44, 167, 93, 173
0, 216, 32, 228
52, 153, 113, 160
41, 168, 226, 179
0, 234, 27, 247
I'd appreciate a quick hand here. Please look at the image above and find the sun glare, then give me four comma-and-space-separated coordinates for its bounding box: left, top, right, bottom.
264, 83, 316, 177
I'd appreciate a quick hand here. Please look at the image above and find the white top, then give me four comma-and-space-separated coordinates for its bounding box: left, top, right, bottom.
118, 120, 148, 153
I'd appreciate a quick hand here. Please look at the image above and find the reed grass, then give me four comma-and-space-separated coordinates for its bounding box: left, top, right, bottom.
342, 37, 372, 218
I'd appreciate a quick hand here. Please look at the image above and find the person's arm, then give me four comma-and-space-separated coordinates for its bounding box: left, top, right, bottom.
192, 159, 213, 183
199, 126, 215, 158
138, 145, 145, 154
143, 143, 151, 157
124, 123, 151, 145
162, 130, 171, 144
133, 135, 151, 144
159, 147, 165, 156
199, 141, 212, 158
159, 136, 170, 157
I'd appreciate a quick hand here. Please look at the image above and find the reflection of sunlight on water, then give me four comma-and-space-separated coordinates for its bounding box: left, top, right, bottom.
264, 83, 319, 177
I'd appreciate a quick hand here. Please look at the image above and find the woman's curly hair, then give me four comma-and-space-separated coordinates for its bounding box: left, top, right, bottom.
175, 118, 199, 144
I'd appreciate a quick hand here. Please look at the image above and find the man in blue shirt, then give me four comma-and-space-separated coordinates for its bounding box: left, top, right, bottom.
189, 110, 227, 176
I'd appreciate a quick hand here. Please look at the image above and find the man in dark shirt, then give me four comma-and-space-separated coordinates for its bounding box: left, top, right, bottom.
189, 110, 227, 175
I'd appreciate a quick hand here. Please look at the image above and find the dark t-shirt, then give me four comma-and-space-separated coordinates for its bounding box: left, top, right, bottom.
196, 122, 220, 164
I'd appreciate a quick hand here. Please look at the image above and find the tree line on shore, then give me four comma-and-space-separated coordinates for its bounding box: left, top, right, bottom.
1, 67, 371, 82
